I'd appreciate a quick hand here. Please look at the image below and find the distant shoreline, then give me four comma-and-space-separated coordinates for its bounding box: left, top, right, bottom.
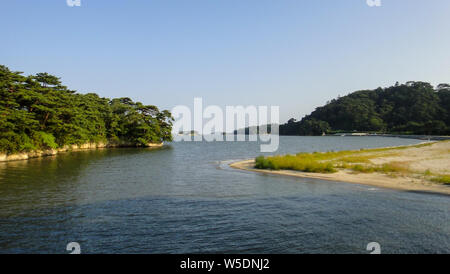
228, 132, 450, 141
327, 134, 450, 141
230, 141, 450, 196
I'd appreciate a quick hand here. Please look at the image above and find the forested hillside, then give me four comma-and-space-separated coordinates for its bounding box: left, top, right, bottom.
0, 65, 173, 154
280, 82, 450, 136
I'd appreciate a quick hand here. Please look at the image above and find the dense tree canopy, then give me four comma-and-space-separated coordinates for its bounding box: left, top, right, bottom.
0, 65, 173, 154
280, 82, 450, 136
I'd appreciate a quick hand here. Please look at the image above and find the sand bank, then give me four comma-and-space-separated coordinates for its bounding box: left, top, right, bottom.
230, 141, 450, 195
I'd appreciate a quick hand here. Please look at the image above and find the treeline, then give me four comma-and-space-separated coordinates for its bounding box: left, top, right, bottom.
280, 81, 450, 136
0, 65, 173, 154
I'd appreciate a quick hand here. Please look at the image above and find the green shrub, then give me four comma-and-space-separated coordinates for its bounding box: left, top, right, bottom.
255, 156, 280, 170
33, 131, 58, 150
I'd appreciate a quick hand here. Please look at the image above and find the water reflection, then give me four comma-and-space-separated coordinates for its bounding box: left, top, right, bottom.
0, 147, 169, 217
0, 137, 448, 253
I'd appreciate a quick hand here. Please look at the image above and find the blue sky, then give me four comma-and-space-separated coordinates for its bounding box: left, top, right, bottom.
2, 0, 450, 122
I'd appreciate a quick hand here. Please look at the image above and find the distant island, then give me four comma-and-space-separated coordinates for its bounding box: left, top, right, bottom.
178, 130, 200, 136
0, 65, 173, 158
280, 81, 450, 136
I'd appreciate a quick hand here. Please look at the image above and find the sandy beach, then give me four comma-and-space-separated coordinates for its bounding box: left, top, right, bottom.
230, 141, 450, 195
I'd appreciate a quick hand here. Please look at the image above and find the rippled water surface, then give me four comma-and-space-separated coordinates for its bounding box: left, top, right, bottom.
0, 136, 449, 253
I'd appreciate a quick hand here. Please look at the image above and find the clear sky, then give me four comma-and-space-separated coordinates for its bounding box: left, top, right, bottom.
2, 0, 450, 122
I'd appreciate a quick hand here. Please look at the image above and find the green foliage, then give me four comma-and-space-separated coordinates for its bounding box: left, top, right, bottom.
33, 131, 58, 150
0, 65, 173, 154
280, 82, 450, 135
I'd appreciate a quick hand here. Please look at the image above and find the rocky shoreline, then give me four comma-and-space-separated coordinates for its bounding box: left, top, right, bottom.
0, 142, 163, 162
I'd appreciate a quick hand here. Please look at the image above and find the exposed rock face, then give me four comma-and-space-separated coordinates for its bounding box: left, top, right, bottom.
147, 143, 164, 147
0, 142, 164, 162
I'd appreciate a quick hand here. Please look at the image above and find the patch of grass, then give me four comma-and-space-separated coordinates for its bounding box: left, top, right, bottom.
350, 164, 375, 173
336, 163, 350, 169
423, 169, 433, 176
430, 175, 450, 185
378, 161, 410, 173
338, 156, 372, 164
420, 169, 450, 185
255, 155, 336, 173
292, 148, 402, 165
349, 161, 410, 174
